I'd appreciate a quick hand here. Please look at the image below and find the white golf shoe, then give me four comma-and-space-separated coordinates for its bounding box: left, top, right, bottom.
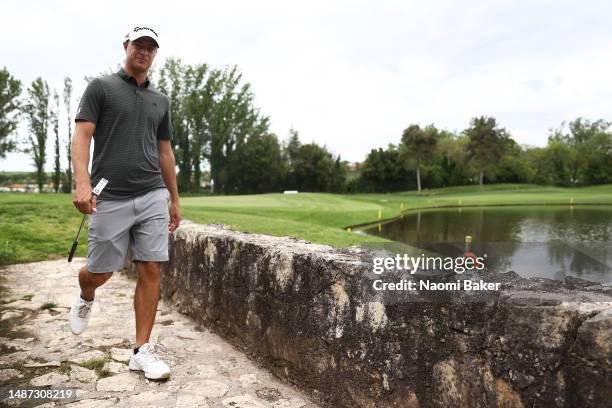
68, 293, 94, 335
129, 343, 171, 380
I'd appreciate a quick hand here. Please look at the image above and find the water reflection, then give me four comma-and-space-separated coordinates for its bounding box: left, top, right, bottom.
362, 206, 612, 283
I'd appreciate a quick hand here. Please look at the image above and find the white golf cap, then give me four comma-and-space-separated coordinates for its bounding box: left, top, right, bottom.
124, 26, 160, 48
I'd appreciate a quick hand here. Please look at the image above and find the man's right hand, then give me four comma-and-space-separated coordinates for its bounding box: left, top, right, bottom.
73, 183, 96, 214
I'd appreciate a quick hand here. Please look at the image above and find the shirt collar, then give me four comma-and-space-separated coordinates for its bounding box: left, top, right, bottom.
117, 67, 150, 88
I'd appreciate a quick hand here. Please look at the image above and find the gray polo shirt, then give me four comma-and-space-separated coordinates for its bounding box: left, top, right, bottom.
75, 68, 173, 200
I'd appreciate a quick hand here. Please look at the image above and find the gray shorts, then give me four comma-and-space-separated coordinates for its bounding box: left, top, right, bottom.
87, 188, 170, 273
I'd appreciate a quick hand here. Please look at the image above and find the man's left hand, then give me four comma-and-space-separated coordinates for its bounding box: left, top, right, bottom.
169, 202, 181, 232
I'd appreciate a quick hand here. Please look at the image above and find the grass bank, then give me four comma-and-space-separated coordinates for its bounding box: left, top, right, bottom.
1, 184, 611, 264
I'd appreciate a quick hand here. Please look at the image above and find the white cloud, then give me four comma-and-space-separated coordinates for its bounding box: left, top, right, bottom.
1, 0, 611, 171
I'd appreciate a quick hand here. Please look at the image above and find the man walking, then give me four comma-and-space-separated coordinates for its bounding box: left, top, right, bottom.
67, 26, 180, 380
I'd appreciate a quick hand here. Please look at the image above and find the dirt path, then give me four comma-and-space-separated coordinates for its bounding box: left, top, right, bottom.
0, 259, 318, 408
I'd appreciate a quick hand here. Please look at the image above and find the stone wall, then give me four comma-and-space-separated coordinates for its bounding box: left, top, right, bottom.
129, 222, 612, 407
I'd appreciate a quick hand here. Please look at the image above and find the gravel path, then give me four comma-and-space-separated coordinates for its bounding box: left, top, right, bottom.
0, 258, 318, 408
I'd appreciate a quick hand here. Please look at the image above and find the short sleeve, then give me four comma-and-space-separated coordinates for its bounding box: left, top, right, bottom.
157, 100, 173, 141
75, 78, 104, 124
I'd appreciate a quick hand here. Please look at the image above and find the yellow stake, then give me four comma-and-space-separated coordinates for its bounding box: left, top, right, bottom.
378, 209, 382, 219
459, 199, 462, 206
347, 227, 351, 233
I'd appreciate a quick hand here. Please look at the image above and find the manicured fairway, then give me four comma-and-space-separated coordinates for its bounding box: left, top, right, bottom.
181, 184, 612, 246
1, 184, 611, 264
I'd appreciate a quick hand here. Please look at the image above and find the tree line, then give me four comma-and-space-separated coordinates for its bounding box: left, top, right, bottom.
1, 63, 611, 194
0, 63, 346, 194
354, 116, 612, 193
155, 59, 346, 194
0, 67, 73, 193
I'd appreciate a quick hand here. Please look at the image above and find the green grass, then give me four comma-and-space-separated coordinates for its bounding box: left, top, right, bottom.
79, 356, 111, 378
58, 361, 72, 375
40, 302, 57, 310
1, 184, 611, 263
0, 193, 88, 264
181, 184, 612, 246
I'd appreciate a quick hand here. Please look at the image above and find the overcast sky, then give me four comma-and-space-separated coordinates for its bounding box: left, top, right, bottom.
2, 0, 611, 171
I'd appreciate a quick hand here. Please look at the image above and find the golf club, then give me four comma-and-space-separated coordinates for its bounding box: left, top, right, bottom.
68, 178, 108, 262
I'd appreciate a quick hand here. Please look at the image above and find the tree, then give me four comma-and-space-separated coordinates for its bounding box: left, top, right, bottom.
548, 118, 612, 185
51, 90, 61, 193
290, 143, 338, 192
183, 63, 222, 191
286, 128, 301, 162
528, 140, 574, 186
401, 124, 438, 192
158, 60, 271, 194
202, 66, 270, 194
432, 131, 471, 186
489, 143, 535, 184
331, 156, 348, 193
225, 133, 284, 193
209, 66, 271, 194
464, 116, 511, 185
0, 67, 22, 158
23, 78, 51, 193
581, 130, 612, 184
63, 77, 73, 193
283, 128, 302, 189
359, 145, 415, 192
158, 58, 192, 192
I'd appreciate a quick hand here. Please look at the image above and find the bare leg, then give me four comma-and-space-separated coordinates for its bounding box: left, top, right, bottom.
134, 261, 161, 348
78, 266, 113, 301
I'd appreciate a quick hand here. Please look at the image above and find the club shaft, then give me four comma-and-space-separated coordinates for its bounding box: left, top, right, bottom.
74, 213, 87, 241
68, 213, 87, 262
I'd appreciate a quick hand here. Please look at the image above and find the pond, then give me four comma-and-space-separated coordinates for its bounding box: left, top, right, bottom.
361, 205, 612, 283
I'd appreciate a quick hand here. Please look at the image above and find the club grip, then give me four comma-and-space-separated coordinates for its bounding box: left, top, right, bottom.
68, 241, 78, 262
